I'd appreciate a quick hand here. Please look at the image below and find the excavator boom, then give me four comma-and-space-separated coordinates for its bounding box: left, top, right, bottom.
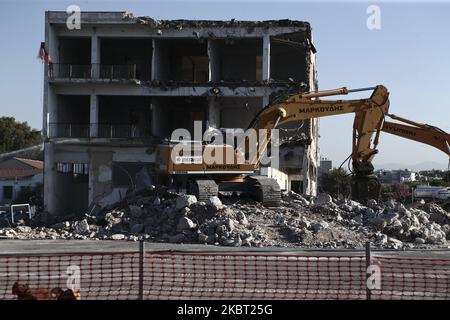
382, 116, 450, 157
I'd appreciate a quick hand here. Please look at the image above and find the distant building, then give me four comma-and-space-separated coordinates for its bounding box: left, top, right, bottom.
376, 169, 416, 185
0, 158, 43, 204
318, 157, 332, 177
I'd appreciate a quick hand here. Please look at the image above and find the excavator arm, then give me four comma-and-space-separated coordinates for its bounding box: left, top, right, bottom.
248, 85, 389, 165
382, 114, 450, 157
246, 85, 390, 201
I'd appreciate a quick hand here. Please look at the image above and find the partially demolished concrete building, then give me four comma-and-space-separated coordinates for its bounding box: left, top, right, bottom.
43, 11, 319, 216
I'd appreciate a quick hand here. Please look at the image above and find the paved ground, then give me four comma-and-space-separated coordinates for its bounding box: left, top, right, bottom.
1, 239, 450, 258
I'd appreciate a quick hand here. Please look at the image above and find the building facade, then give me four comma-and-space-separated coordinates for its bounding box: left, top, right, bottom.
43, 11, 319, 216
376, 169, 417, 185
0, 158, 43, 205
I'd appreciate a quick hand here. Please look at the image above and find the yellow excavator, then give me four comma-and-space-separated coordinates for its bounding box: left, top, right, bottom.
157, 85, 390, 205
382, 114, 450, 157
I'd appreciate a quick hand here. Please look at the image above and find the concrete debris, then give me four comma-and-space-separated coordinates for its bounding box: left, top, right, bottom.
111, 234, 126, 241
1, 189, 449, 249
177, 216, 197, 232
313, 193, 333, 206
176, 194, 197, 210
74, 219, 90, 234
206, 196, 223, 210
121, 14, 310, 30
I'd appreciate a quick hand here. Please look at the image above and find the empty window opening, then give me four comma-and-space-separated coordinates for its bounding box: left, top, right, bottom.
215, 39, 263, 82
98, 96, 152, 138
52, 95, 90, 138
3, 186, 13, 200
152, 96, 207, 138
100, 38, 152, 81
155, 39, 208, 82
270, 33, 308, 82
57, 37, 91, 78
219, 97, 263, 129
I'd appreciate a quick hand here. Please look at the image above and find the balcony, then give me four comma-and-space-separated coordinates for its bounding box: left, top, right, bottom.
49, 64, 137, 81
98, 124, 151, 139
48, 123, 90, 138
48, 123, 151, 139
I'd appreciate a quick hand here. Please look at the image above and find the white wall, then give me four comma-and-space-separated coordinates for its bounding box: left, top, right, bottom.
0, 173, 43, 204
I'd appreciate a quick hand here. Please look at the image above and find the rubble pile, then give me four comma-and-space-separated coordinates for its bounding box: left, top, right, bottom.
1, 189, 449, 249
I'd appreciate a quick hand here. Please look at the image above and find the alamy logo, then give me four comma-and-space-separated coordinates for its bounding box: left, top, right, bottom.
366, 264, 381, 290
170, 121, 279, 169
66, 5, 81, 30
66, 265, 81, 291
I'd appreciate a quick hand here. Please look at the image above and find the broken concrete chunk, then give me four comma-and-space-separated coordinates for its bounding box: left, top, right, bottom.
311, 221, 329, 233
313, 193, 332, 206
74, 219, 90, 234
105, 211, 123, 226
177, 216, 196, 232
206, 196, 223, 210
236, 211, 248, 226
414, 237, 426, 244
111, 234, 126, 240
176, 194, 197, 210
15, 226, 32, 233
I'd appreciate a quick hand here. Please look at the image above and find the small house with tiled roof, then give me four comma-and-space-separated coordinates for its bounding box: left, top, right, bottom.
0, 158, 43, 204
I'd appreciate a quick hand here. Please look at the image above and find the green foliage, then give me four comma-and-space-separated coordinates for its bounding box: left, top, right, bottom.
380, 184, 394, 201
428, 179, 450, 187
319, 168, 352, 198
0, 117, 42, 154
411, 179, 450, 188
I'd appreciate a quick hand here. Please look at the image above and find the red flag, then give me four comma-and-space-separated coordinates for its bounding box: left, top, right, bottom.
38, 42, 52, 64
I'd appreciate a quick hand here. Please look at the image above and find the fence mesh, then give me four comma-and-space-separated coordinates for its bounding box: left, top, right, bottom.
370, 256, 450, 300
0, 252, 140, 300
145, 253, 366, 300
0, 250, 448, 300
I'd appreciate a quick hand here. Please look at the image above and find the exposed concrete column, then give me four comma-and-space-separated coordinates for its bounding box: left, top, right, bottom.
262, 34, 271, 81
151, 98, 160, 136
207, 39, 220, 82
46, 88, 57, 138
207, 97, 220, 129
262, 94, 270, 108
91, 32, 100, 78
90, 94, 98, 138
151, 39, 159, 80
43, 142, 56, 215
88, 150, 113, 206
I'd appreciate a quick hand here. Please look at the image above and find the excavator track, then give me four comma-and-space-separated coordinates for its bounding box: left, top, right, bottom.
187, 179, 218, 202
247, 176, 281, 207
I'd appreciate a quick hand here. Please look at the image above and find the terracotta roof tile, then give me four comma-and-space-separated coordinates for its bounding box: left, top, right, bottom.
13, 158, 44, 170
0, 168, 42, 179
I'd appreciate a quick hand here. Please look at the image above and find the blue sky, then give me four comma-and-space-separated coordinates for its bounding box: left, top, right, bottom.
0, 0, 449, 167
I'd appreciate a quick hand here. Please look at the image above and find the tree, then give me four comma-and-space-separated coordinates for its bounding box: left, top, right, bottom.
0, 117, 43, 154
319, 168, 352, 198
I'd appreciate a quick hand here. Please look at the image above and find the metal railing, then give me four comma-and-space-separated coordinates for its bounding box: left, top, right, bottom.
50, 63, 137, 80
48, 123, 90, 138
48, 123, 151, 139
98, 124, 151, 139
